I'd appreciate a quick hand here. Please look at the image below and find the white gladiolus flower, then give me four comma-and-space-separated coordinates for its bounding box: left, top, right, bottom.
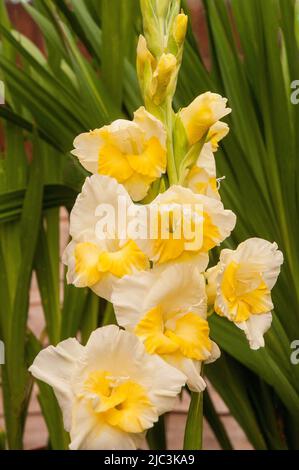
133, 185, 236, 270
112, 264, 220, 392
71, 107, 167, 201
62, 174, 149, 301
206, 238, 283, 349
29, 325, 186, 450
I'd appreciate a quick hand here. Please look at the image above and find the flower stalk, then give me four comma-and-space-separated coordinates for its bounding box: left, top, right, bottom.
138, 0, 187, 187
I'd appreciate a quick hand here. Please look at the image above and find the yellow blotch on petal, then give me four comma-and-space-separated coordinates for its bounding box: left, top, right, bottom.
150, 204, 204, 265
153, 237, 186, 265
194, 178, 217, 195
135, 305, 180, 355
75, 242, 102, 286
187, 166, 218, 198
202, 211, 220, 251
98, 142, 134, 183
165, 313, 212, 360
84, 370, 154, 433
135, 306, 212, 361
180, 92, 231, 145
97, 240, 148, 278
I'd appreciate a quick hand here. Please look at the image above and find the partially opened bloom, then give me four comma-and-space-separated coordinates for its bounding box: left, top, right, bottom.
29, 325, 186, 450
134, 185, 236, 270
62, 174, 149, 301
186, 122, 229, 198
71, 107, 167, 201
112, 264, 220, 391
206, 238, 283, 349
186, 142, 219, 199
179, 92, 231, 145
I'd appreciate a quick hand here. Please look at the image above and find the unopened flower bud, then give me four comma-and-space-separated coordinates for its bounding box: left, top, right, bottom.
173, 13, 188, 45
151, 53, 177, 104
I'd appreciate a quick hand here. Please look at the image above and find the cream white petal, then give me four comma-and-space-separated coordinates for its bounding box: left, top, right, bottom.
218, 247, 234, 264
133, 106, 166, 148
186, 143, 220, 199
82, 325, 186, 415
112, 264, 207, 330
164, 355, 206, 392
104, 119, 143, 154
29, 338, 85, 432
138, 354, 187, 415
205, 264, 220, 305
205, 341, 221, 364
235, 312, 273, 350
111, 270, 154, 330
62, 239, 117, 301
231, 238, 283, 290
89, 273, 116, 302
72, 131, 103, 174
208, 121, 230, 150
133, 185, 235, 265
62, 240, 84, 287
123, 172, 152, 202
196, 142, 216, 177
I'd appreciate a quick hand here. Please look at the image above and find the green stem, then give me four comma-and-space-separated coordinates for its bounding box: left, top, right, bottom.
102, 302, 117, 326
183, 390, 204, 450
164, 97, 178, 185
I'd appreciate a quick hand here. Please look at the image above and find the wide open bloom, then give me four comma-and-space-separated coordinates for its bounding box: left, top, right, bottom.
179, 92, 231, 146
62, 174, 149, 301
112, 264, 220, 392
29, 325, 186, 450
133, 185, 236, 271
71, 107, 167, 201
206, 238, 283, 349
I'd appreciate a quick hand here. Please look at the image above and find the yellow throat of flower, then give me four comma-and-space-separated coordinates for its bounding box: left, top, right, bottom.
150, 204, 220, 264
74, 240, 148, 285
98, 133, 166, 184
218, 261, 272, 322
83, 371, 155, 433
135, 305, 212, 361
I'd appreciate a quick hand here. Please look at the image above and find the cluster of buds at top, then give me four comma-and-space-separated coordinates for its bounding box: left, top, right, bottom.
137, 0, 188, 110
